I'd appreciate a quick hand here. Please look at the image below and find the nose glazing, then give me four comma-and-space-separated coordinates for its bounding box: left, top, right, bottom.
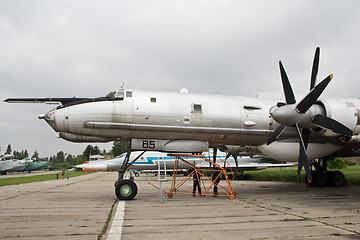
42, 109, 56, 129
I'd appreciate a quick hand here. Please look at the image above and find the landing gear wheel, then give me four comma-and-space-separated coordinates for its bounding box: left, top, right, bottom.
329, 171, 346, 187
314, 172, 328, 187
115, 180, 138, 200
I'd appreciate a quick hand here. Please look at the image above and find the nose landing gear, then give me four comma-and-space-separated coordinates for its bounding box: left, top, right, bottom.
114, 150, 145, 200
115, 179, 138, 200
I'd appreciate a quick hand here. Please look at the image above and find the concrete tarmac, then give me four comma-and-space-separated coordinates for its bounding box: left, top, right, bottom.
0, 171, 117, 240
1, 172, 360, 240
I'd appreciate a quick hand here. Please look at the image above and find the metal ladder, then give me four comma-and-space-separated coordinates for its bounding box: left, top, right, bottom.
157, 157, 167, 202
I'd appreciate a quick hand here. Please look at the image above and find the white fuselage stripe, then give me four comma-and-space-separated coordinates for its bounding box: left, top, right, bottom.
107, 201, 126, 240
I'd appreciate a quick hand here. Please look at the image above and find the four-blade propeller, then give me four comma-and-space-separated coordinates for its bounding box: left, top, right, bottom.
267, 47, 352, 182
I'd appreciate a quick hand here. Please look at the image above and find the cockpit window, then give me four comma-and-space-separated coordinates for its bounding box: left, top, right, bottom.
126, 91, 132, 98
105, 89, 125, 100
115, 89, 124, 100
105, 91, 116, 99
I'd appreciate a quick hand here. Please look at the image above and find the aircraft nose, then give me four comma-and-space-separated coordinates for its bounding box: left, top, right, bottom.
41, 109, 57, 129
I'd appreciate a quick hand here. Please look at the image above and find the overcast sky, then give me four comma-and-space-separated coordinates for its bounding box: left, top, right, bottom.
1, 0, 359, 157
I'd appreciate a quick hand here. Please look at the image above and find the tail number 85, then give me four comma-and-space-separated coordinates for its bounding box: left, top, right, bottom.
142, 140, 155, 149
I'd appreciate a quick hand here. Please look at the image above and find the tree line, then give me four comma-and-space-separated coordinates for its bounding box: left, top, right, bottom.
2, 141, 130, 170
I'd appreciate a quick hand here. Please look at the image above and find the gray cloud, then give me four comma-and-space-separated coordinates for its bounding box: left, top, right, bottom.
1, 0, 359, 156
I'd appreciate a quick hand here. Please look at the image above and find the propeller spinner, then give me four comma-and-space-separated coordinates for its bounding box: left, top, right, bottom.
267, 47, 352, 182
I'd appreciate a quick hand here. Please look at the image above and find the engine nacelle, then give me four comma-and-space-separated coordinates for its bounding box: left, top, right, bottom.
258, 142, 341, 162
59, 132, 110, 142
131, 139, 208, 153
318, 98, 360, 136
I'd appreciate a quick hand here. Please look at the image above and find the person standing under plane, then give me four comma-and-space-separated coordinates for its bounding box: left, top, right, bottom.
193, 171, 202, 196
212, 170, 220, 196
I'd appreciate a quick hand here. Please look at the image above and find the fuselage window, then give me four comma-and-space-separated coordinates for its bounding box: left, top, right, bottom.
126, 91, 132, 98
192, 104, 202, 113
151, 97, 156, 103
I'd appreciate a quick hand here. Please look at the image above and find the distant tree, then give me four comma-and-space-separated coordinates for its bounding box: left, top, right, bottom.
49, 151, 65, 164
110, 141, 130, 157
32, 151, 39, 159
13, 150, 20, 158
83, 145, 101, 160
56, 151, 65, 162
65, 154, 76, 165
24, 150, 29, 158
6, 144, 12, 154
13, 149, 29, 159
75, 155, 87, 165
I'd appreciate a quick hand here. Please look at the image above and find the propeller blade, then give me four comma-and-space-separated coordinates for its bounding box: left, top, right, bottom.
279, 61, 296, 104
267, 125, 286, 145
296, 74, 332, 113
277, 102, 286, 107
312, 114, 353, 136
297, 128, 310, 178
310, 47, 320, 90
295, 125, 312, 182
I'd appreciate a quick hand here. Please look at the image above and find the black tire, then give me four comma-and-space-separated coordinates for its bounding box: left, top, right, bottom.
115, 180, 138, 200
228, 174, 234, 180
329, 171, 346, 187
245, 174, 252, 180
314, 172, 328, 187
238, 174, 245, 180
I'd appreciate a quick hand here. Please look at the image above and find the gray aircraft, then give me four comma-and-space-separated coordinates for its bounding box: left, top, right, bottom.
4, 48, 359, 200
0, 154, 29, 175
16, 158, 48, 173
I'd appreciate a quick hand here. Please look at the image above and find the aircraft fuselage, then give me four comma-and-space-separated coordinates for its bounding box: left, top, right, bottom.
43, 89, 360, 154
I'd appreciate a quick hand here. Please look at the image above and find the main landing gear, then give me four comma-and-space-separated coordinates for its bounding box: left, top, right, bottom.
306, 158, 346, 187
114, 151, 145, 200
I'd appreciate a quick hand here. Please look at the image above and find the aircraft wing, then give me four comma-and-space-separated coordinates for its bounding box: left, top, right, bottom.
3, 97, 90, 105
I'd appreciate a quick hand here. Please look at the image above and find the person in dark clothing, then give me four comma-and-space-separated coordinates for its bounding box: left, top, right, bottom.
212, 170, 221, 195
193, 171, 202, 196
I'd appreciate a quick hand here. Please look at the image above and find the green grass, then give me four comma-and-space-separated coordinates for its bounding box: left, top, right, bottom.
244, 164, 360, 185
0, 171, 94, 187
342, 165, 360, 185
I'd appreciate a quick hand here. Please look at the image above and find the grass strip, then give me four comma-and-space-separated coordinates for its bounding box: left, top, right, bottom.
244, 164, 360, 185
0, 171, 94, 186
98, 199, 118, 240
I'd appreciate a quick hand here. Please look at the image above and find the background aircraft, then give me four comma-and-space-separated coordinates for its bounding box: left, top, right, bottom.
0, 154, 29, 175
4, 48, 359, 200
17, 158, 48, 173
76, 151, 295, 174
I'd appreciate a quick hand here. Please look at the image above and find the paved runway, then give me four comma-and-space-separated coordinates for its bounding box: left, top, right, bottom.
1, 172, 360, 239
